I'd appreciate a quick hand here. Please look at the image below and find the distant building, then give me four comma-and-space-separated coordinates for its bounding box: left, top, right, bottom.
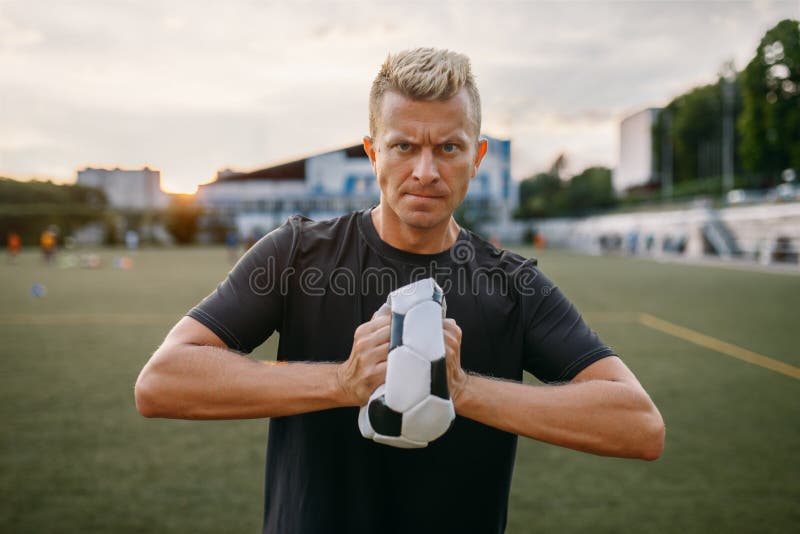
614, 108, 661, 194
197, 137, 515, 238
76, 166, 168, 209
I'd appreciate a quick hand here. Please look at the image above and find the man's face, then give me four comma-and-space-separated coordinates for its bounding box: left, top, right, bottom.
364, 88, 488, 231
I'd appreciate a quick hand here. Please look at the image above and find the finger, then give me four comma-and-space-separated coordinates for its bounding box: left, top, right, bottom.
367, 360, 389, 392
371, 313, 392, 329
368, 323, 391, 345
359, 314, 391, 335
443, 328, 460, 345
443, 333, 461, 358
361, 341, 390, 364
443, 320, 462, 340
372, 303, 391, 319
373, 359, 388, 377
443, 318, 458, 333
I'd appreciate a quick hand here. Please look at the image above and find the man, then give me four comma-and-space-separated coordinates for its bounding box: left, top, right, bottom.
135, 48, 664, 533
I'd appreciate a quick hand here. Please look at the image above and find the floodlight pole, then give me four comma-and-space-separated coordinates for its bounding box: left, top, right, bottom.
661, 109, 673, 200
721, 61, 736, 193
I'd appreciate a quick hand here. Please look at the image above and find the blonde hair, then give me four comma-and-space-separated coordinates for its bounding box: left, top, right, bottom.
368, 47, 481, 139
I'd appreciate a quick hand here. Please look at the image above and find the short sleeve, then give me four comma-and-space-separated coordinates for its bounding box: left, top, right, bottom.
522, 268, 615, 383
186, 218, 297, 354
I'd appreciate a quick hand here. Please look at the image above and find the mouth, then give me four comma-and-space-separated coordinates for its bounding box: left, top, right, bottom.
405, 192, 444, 200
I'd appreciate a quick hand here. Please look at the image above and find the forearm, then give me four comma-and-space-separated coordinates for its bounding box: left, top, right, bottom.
135, 343, 350, 420
454, 374, 664, 460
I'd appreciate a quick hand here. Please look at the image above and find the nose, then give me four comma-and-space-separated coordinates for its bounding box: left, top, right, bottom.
412, 148, 440, 186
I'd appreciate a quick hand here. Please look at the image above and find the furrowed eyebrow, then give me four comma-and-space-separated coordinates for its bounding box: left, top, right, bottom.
434, 132, 470, 144
383, 131, 469, 146
384, 134, 415, 145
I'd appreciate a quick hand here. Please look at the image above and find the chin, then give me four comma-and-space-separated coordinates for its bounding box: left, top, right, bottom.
391, 195, 450, 228
398, 209, 449, 230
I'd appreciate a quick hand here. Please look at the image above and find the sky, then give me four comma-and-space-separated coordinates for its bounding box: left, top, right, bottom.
1, 0, 798, 194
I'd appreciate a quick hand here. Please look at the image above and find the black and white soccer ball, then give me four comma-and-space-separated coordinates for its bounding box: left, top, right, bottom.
358, 278, 455, 449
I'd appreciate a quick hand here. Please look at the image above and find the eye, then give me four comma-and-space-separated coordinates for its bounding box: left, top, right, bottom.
396, 142, 412, 152
442, 143, 458, 153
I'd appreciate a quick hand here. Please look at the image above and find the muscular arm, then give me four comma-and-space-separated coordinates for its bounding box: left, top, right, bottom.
445, 322, 665, 460
134, 312, 390, 419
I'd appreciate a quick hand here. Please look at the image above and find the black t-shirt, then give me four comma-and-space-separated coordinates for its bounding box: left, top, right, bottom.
187, 208, 615, 534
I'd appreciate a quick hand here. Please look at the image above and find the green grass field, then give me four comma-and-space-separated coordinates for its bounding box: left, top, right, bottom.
1, 246, 798, 533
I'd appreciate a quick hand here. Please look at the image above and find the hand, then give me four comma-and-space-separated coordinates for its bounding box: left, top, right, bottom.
337, 305, 391, 406
443, 317, 469, 405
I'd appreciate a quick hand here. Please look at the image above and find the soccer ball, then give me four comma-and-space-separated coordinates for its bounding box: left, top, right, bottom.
358, 278, 455, 449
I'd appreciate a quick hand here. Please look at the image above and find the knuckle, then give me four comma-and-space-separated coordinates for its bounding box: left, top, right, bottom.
377, 325, 391, 340
368, 332, 380, 345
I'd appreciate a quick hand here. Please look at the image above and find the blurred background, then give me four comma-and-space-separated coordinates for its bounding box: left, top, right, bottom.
1, 1, 798, 533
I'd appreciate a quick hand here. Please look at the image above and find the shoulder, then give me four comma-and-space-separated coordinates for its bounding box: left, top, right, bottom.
462, 229, 538, 274
257, 211, 360, 250
290, 210, 361, 239
459, 230, 553, 304
266, 211, 363, 267
289, 210, 361, 248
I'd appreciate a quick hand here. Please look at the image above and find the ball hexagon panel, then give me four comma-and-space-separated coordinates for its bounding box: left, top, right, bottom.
401, 395, 456, 443
402, 300, 445, 361
388, 278, 437, 315
385, 346, 431, 413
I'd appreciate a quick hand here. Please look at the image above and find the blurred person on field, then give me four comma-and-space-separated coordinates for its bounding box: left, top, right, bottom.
7, 231, 21, 263
125, 230, 140, 251
225, 230, 239, 262
40, 228, 57, 265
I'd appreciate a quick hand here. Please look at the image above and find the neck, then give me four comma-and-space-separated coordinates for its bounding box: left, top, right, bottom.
371, 204, 461, 254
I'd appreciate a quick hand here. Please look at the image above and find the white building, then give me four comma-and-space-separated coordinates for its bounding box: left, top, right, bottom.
198, 137, 515, 238
76, 167, 168, 209
614, 108, 660, 194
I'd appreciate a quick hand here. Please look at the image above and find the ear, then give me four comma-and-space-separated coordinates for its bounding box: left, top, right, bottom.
363, 136, 378, 174
470, 138, 489, 178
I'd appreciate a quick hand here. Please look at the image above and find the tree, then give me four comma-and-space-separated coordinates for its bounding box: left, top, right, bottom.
653, 82, 732, 184
0, 177, 109, 246
565, 167, 615, 214
515, 161, 616, 219
517, 171, 563, 218
738, 19, 800, 182
0, 177, 107, 206
165, 194, 202, 244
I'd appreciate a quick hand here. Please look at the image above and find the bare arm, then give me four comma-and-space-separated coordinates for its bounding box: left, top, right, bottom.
134, 311, 391, 419
444, 320, 665, 460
